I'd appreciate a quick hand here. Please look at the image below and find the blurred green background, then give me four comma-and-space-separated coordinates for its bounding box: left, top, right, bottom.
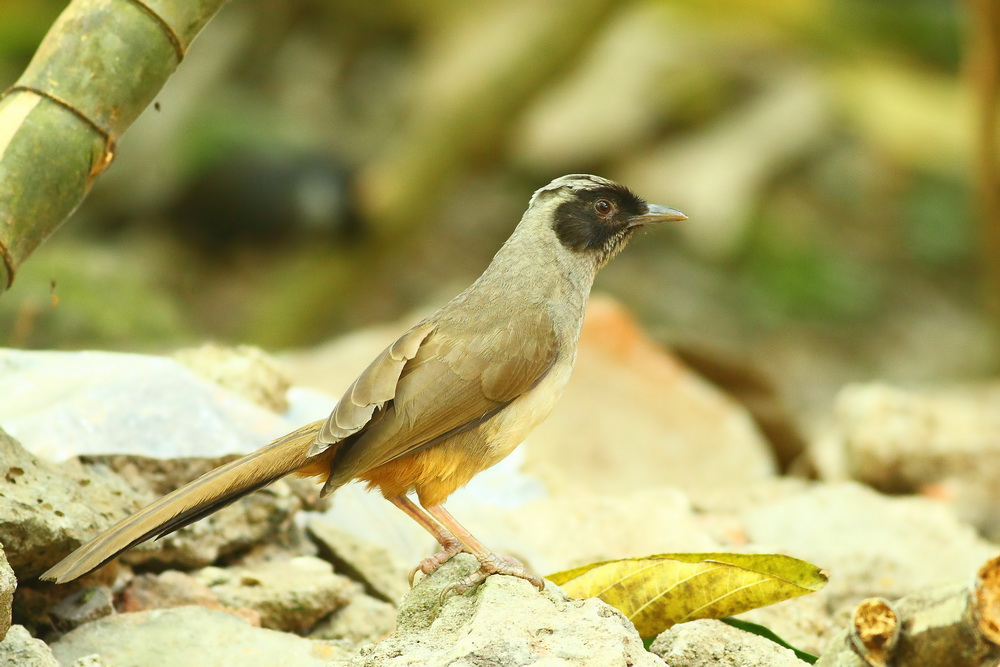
0, 0, 993, 417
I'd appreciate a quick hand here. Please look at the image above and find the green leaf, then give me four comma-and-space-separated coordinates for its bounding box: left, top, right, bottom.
720, 617, 819, 664
547, 552, 828, 638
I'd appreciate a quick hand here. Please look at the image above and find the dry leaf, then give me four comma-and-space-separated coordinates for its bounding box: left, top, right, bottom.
548, 552, 828, 637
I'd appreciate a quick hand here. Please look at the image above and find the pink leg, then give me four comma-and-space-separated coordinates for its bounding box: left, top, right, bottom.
423, 503, 544, 593
388, 495, 467, 585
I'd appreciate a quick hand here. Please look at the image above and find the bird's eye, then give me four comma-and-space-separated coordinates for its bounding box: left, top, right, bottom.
594, 199, 612, 216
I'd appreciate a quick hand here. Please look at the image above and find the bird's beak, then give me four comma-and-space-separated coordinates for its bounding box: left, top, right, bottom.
627, 203, 687, 228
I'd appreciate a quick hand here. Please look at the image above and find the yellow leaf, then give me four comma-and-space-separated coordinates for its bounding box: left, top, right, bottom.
547, 552, 828, 638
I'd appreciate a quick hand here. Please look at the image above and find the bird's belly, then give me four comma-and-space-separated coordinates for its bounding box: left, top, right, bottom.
362, 359, 574, 507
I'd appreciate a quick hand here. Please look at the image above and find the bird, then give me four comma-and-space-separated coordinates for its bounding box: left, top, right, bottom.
41, 174, 686, 593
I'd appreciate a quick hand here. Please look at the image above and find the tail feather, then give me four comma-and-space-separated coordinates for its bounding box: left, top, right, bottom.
41, 420, 326, 584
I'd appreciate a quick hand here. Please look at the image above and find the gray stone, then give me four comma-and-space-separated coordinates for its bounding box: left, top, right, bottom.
49, 606, 351, 666
0, 543, 14, 641
49, 585, 115, 631
356, 553, 664, 666
119, 570, 222, 612
118, 569, 263, 626
194, 556, 357, 633
306, 517, 410, 604
309, 594, 396, 644
0, 625, 59, 667
650, 619, 808, 666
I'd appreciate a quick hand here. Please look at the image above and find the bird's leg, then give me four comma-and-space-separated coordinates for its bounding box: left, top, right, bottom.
388, 495, 468, 585
423, 503, 544, 594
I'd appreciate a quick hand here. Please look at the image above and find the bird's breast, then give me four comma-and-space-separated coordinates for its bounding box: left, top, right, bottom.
481, 353, 575, 461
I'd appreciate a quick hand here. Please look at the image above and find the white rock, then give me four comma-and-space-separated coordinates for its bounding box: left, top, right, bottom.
743, 482, 999, 606
0, 544, 13, 641
650, 619, 809, 666
194, 556, 357, 633
0, 625, 59, 667
0, 348, 292, 461
49, 606, 349, 666
358, 553, 665, 666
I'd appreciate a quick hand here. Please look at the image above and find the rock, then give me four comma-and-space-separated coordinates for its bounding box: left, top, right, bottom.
0, 426, 319, 578
523, 297, 775, 500
0, 347, 331, 577
193, 556, 357, 633
686, 479, 1000, 657
0, 544, 14, 641
306, 517, 410, 604
173, 344, 291, 413
356, 553, 664, 666
120, 570, 221, 611
0, 625, 59, 667
833, 382, 1000, 539
71, 455, 325, 573
69, 655, 108, 667
650, 619, 809, 666
49, 585, 114, 631
0, 427, 139, 578
0, 348, 292, 461
743, 481, 999, 609
309, 594, 396, 644
48, 606, 350, 666
118, 570, 260, 626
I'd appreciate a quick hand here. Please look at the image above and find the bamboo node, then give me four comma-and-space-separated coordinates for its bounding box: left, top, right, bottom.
1, 85, 117, 177
0, 236, 15, 288
122, 0, 187, 62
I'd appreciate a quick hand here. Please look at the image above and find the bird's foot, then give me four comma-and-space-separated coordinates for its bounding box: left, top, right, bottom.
409, 536, 468, 587
443, 552, 544, 597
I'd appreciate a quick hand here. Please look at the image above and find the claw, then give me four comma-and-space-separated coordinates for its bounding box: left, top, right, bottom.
439, 551, 544, 599
409, 538, 468, 587
439, 581, 462, 603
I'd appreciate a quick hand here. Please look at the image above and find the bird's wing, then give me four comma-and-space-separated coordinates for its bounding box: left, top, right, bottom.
310, 320, 436, 455
326, 306, 560, 484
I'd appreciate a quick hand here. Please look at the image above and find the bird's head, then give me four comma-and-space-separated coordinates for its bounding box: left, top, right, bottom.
529, 174, 686, 268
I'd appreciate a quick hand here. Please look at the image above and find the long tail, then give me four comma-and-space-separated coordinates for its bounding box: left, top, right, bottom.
41, 419, 328, 584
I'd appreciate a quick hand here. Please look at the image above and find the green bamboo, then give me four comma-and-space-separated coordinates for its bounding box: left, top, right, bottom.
0, 0, 229, 291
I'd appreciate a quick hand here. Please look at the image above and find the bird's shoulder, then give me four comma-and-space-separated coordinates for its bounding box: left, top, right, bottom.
407, 299, 561, 401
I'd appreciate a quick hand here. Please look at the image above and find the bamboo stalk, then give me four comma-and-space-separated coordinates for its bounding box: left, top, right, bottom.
969, 0, 1000, 318
0, 0, 229, 291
